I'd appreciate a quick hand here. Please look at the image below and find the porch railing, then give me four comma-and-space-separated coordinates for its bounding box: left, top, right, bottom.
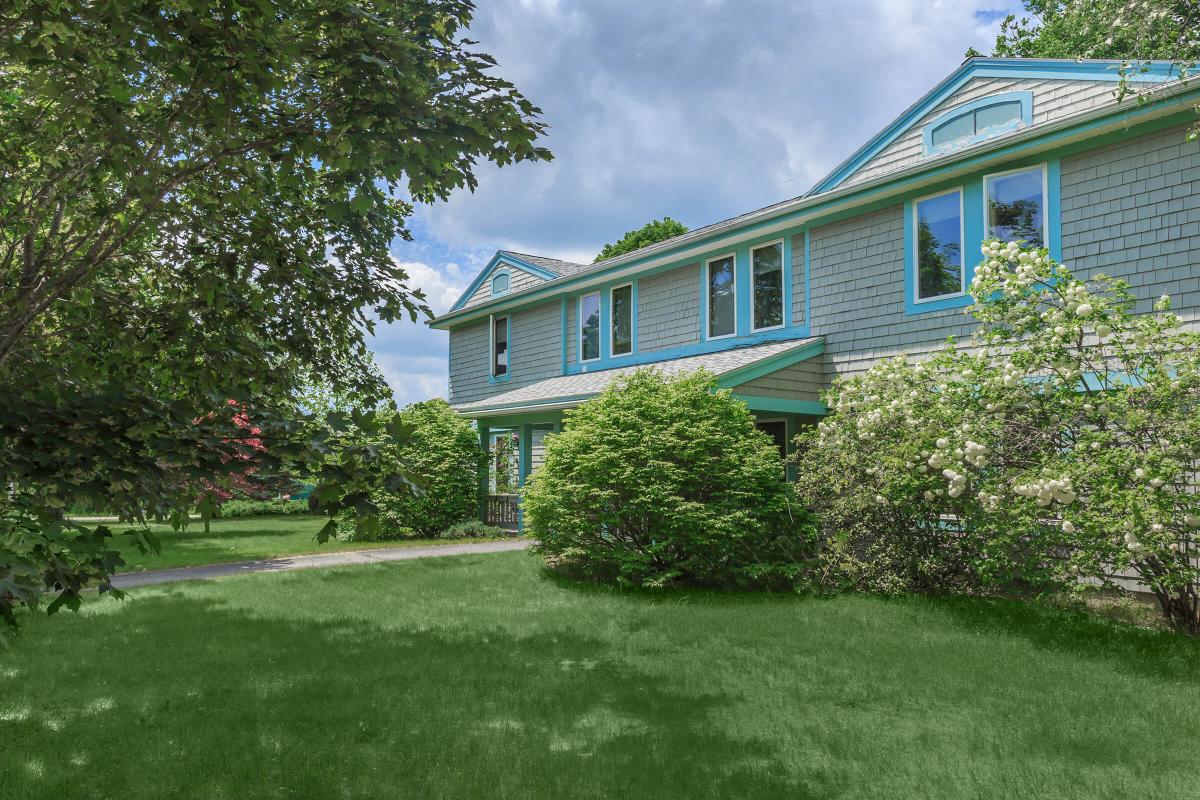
486, 494, 520, 529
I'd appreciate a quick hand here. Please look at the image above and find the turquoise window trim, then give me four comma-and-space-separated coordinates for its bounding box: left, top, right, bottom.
577, 291, 601, 364
700, 234, 796, 343
905, 158, 1059, 316
487, 313, 512, 384
490, 267, 512, 297
608, 281, 636, 359
702, 251, 739, 341
922, 90, 1033, 157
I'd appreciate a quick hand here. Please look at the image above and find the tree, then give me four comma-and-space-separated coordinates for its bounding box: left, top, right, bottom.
797, 239, 1200, 633
974, 0, 1200, 137
523, 370, 815, 589
0, 0, 550, 625
594, 217, 688, 263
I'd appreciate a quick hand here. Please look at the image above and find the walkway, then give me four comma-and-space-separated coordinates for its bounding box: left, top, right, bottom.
111, 539, 533, 589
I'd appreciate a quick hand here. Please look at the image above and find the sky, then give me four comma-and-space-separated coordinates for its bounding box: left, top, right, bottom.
372, 0, 1024, 406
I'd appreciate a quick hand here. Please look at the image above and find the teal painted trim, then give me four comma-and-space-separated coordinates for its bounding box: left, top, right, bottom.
448, 252, 559, 312
489, 267, 512, 298
487, 314, 512, 384
476, 420, 490, 523
517, 424, 533, 488
431, 98, 1200, 330
563, 326, 813, 375
922, 90, 1033, 157
716, 339, 825, 388
474, 410, 566, 429
1046, 157, 1062, 261
810, 58, 1181, 194
732, 394, 827, 416
466, 394, 597, 417
559, 297, 568, 373
904, 186, 976, 316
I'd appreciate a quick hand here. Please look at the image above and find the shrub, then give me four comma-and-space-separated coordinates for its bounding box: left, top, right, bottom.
440, 520, 515, 539
217, 498, 312, 518
371, 399, 486, 538
523, 369, 815, 589
797, 239, 1200, 633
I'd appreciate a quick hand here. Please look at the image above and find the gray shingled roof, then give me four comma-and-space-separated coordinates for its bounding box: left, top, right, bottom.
454, 337, 821, 416
501, 251, 591, 277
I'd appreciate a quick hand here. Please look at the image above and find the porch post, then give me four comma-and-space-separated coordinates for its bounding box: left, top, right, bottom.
477, 419, 490, 524
517, 423, 533, 532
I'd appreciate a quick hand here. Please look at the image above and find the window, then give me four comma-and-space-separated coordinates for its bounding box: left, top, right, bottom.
491, 315, 509, 377
985, 165, 1046, 248
913, 189, 964, 302
491, 272, 510, 296
751, 241, 784, 331
924, 91, 1032, 156
578, 292, 600, 362
706, 254, 736, 339
610, 284, 633, 357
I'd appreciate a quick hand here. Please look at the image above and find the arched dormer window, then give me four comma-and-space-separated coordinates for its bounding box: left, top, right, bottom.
923, 91, 1032, 157
491, 270, 511, 297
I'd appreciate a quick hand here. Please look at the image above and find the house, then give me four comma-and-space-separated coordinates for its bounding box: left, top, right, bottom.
428, 57, 1200, 527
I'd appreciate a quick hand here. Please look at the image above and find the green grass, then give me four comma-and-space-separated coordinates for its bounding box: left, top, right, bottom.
4, 553, 1200, 799
108, 515, 506, 572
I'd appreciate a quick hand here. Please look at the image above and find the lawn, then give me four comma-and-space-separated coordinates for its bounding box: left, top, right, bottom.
4, 552, 1200, 800
106, 515, 510, 572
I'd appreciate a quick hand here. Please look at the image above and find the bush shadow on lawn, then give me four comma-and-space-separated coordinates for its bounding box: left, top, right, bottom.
3, 578, 814, 800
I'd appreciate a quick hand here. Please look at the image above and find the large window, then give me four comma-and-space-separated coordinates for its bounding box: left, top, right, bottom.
610, 283, 633, 357
925, 92, 1031, 156
578, 292, 600, 362
913, 189, 964, 302
751, 241, 784, 331
985, 165, 1046, 248
491, 315, 509, 377
706, 254, 736, 339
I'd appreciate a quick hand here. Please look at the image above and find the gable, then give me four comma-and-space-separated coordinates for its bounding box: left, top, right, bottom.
450, 253, 560, 313
812, 59, 1180, 195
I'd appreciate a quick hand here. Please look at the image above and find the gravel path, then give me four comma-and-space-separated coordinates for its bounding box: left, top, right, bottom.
111, 539, 533, 589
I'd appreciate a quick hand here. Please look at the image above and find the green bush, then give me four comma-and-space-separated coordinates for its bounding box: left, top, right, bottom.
440, 520, 515, 539
217, 498, 312, 518
523, 369, 815, 589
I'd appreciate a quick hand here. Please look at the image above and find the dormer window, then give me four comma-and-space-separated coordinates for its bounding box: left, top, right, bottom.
491, 271, 510, 297
923, 91, 1032, 156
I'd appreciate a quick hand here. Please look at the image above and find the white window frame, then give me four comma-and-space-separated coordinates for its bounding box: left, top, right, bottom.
911, 187, 966, 305
489, 313, 510, 378
704, 253, 738, 340
608, 282, 634, 358
982, 163, 1049, 250
749, 239, 786, 333
577, 292, 601, 364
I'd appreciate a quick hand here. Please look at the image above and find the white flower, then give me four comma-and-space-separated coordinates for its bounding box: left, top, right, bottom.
1149, 478, 1165, 489
875, 495, 888, 506
1186, 514, 1200, 527
1061, 520, 1075, 534
1150, 523, 1165, 534
1075, 303, 1093, 317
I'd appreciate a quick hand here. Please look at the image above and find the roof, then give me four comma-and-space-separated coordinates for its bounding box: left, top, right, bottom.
431, 58, 1199, 329
454, 337, 823, 417
499, 251, 590, 277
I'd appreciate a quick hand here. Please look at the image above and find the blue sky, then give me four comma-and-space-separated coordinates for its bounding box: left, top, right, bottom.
373, 0, 1023, 405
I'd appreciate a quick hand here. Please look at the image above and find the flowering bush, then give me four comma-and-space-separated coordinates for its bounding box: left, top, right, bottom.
524, 369, 816, 589
797, 239, 1200, 633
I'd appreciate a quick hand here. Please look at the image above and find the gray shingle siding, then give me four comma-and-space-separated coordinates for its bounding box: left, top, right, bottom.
1060, 123, 1200, 324
844, 77, 1120, 188
791, 233, 806, 326
809, 206, 975, 379
461, 265, 546, 311
448, 300, 562, 405
637, 263, 701, 352
733, 359, 824, 402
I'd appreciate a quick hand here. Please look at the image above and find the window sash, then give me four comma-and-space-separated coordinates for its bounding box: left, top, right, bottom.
578, 293, 600, 362
984, 165, 1047, 249
491, 315, 509, 376
610, 284, 632, 357
913, 189, 965, 302
706, 255, 736, 339
751, 242, 784, 331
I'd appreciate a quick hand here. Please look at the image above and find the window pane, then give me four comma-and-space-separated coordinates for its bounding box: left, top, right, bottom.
611, 285, 632, 355
707, 256, 736, 338
987, 167, 1044, 248
491, 273, 509, 296
579, 293, 600, 361
492, 316, 508, 376
752, 243, 784, 330
930, 112, 974, 150
915, 191, 963, 300
974, 101, 1022, 134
